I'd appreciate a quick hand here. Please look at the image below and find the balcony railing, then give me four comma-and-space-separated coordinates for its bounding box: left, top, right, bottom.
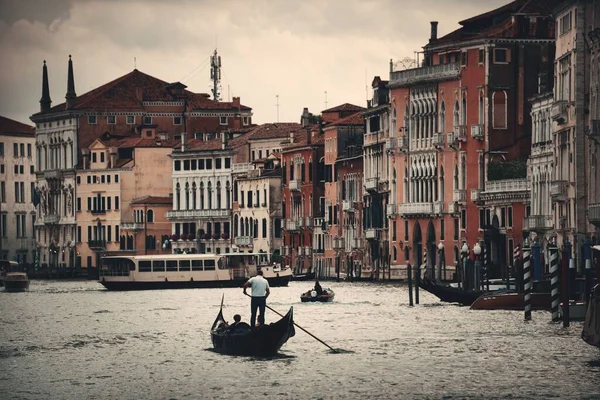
433, 133, 445, 148
433, 201, 443, 214
447, 202, 458, 214
232, 163, 254, 174
589, 204, 600, 226
44, 214, 60, 224
304, 216, 313, 228
88, 240, 106, 249
365, 228, 378, 240
234, 236, 253, 246
471, 124, 483, 140
389, 62, 461, 87
551, 100, 568, 124
398, 136, 409, 152
44, 170, 62, 180
304, 247, 312, 257
523, 215, 553, 231
120, 222, 145, 231
550, 180, 568, 202
289, 179, 302, 191
166, 209, 230, 220
485, 179, 530, 193
352, 237, 364, 250
453, 125, 467, 142
398, 203, 434, 216
453, 189, 466, 203
365, 177, 379, 192
470, 189, 481, 202
386, 203, 397, 217
385, 138, 397, 151
332, 237, 346, 250
286, 219, 300, 231
342, 200, 354, 212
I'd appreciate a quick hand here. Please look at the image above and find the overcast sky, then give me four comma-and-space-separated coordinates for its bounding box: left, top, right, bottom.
0, 0, 508, 126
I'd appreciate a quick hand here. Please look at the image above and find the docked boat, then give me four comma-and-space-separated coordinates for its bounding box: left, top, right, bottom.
419, 277, 484, 306
2, 272, 30, 292
582, 284, 600, 348
300, 288, 335, 302
291, 271, 315, 281
470, 292, 550, 311
99, 253, 292, 291
210, 301, 295, 357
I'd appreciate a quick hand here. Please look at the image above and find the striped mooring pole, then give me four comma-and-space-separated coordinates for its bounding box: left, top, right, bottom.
523, 242, 532, 321
549, 244, 560, 322
511, 245, 520, 290
483, 243, 489, 291
423, 248, 427, 275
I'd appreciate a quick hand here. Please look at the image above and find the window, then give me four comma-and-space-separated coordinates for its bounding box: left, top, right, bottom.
492, 91, 507, 129
243, 116, 249, 126
1, 214, 6, 237
493, 48, 509, 64
0, 143, 3, 156
225, 158, 231, 168
478, 49, 484, 64
107, 115, 116, 124
147, 209, 154, 223
453, 218, 459, 240
30, 166, 34, 174
404, 220, 409, 241
220, 116, 228, 125
152, 260, 165, 272
174, 160, 181, 171
14, 165, 18, 174
100, 152, 105, 163
206, 159, 212, 169
508, 206, 513, 228
145, 130, 152, 137
461, 51, 467, 66
126, 115, 135, 124
92, 152, 97, 163
0, 181, 4, 203
19, 165, 23, 174
88, 115, 97, 124
115, 196, 120, 210
77, 226, 81, 243
30, 182, 35, 203
173, 116, 181, 125
461, 209, 466, 230
14, 182, 19, 202
143, 116, 152, 125
216, 158, 222, 169
479, 208, 485, 229
107, 197, 111, 210
440, 219, 445, 240
13, 143, 18, 157
560, 12, 571, 35
115, 174, 119, 183
262, 218, 267, 238
77, 197, 81, 211
87, 197, 91, 210
20, 143, 24, 157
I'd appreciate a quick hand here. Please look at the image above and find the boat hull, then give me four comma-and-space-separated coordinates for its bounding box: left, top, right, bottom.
2, 272, 29, 292
582, 284, 600, 348
100, 274, 291, 291
291, 272, 315, 281
211, 306, 295, 357
300, 290, 335, 302
419, 277, 483, 306
470, 292, 551, 310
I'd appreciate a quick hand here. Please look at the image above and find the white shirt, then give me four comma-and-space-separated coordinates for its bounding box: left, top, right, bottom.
248, 275, 269, 297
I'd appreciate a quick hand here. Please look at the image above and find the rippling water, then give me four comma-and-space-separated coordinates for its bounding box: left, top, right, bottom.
1, 280, 599, 400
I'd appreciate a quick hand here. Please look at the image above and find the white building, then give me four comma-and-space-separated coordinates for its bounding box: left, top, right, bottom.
0, 116, 37, 264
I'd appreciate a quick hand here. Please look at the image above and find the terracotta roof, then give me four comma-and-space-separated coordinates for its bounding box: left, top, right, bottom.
131, 195, 173, 206
0, 115, 34, 136
32, 69, 251, 117
246, 122, 303, 141
95, 132, 179, 149
281, 126, 324, 152
321, 103, 365, 114
324, 112, 364, 128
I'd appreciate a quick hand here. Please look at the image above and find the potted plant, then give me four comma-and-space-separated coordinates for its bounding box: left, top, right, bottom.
170, 234, 179, 241
221, 232, 229, 240
212, 233, 220, 240
180, 233, 189, 241
188, 233, 196, 240
204, 233, 211, 240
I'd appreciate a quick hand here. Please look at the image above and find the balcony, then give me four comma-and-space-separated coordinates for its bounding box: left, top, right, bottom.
389, 62, 461, 88
398, 136, 409, 152
44, 214, 60, 224
365, 177, 379, 192
433, 133, 445, 148
453, 125, 467, 142
386, 203, 397, 217
234, 236, 253, 247
120, 222, 145, 231
289, 179, 302, 191
551, 100, 568, 124
304, 216, 313, 228
232, 163, 253, 174
485, 179, 530, 193
88, 240, 106, 249
523, 215, 553, 232
470, 189, 481, 202
342, 200, 354, 212
589, 204, 600, 226
550, 180, 568, 202
447, 202, 458, 214
471, 124, 483, 140
385, 138, 397, 151
286, 219, 300, 231
332, 236, 346, 250
433, 201, 443, 214
281, 246, 290, 256
44, 170, 62, 180
352, 237, 364, 250
590, 120, 600, 140
304, 247, 312, 257
398, 203, 434, 216
365, 229, 378, 240
166, 209, 230, 220
453, 189, 466, 203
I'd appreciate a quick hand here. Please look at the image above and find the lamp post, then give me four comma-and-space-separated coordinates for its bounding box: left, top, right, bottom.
437, 241, 444, 283
474, 242, 482, 291
461, 242, 469, 290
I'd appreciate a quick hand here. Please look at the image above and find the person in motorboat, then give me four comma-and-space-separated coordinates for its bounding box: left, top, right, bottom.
314, 280, 323, 296
242, 270, 270, 329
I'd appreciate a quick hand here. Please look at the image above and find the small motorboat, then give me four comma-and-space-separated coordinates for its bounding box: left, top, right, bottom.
2, 272, 30, 293
210, 299, 295, 357
582, 284, 600, 348
300, 288, 335, 303
470, 291, 550, 311
291, 271, 316, 281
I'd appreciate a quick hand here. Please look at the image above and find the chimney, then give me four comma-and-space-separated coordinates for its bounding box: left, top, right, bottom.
289, 132, 294, 144
232, 96, 240, 108
221, 132, 228, 149
430, 21, 438, 41
301, 107, 310, 128
181, 132, 186, 152
40, 60, 51, 112
65, 55, 76, 109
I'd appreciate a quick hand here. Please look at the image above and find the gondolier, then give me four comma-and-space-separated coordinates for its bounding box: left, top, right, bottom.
242, 270, 270, 328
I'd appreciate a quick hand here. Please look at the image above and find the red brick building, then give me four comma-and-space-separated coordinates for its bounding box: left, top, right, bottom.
389, 0, 556, 278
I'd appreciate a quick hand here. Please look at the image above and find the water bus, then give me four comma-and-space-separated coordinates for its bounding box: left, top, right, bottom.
1, 260, 29, 292
99, 252, 292, 291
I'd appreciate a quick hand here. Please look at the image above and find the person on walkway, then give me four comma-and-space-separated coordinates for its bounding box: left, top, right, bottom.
242, 270, 270, 328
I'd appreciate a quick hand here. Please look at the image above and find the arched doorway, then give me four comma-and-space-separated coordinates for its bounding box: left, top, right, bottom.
413, 222, 422, 268
426, 220, 436, 277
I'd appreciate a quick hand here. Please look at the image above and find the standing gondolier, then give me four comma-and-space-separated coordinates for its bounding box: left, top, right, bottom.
242, 270, 270, 328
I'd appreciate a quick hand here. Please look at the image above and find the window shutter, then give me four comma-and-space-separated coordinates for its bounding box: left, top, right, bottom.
506, 49, 512, 63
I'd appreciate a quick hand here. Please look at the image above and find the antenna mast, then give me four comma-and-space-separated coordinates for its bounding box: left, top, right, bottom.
210, 48, 222, 101
324, 91, 328, 109
276, 95, 280, 123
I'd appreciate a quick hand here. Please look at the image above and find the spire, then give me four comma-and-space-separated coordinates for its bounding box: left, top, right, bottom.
65, 54, 76, 109
40, 60, 51, 112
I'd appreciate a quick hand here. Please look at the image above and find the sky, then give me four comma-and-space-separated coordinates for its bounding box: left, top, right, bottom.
0, 0, 509, 126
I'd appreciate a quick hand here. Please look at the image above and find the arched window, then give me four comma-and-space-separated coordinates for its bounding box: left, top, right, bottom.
147, 209, 154, 223
207, 181, 212, 209
492, 91, 507, 129
175, 183, 181, 211
453, 100, 459, 128
454, 166, 459, 190
185, 182, 190, 210
439, 101, 445, 133
262, 218, 267, 238
226, 181, 231, 209
404, 247, 410, 262
233, 181, 238, 202
461, 94, 467, 125
216, 181, 222, 209
393, 246, 397, 261
254, 220, 258, 239
461, 154, 466, 190
234, 215, 239, 236
200, 182, 205, 209
191, 182, 197, 209
478, 91, 484, 124
308, 161, 312, 182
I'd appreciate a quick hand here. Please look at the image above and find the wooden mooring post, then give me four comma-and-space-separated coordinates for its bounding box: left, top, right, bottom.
407, 263, 414, 307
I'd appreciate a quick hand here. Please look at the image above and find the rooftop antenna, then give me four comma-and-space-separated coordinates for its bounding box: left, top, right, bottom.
276, 95, 280, 123
228, 85, 230, 102
365, 69, 368, 103
210, 48, 222, 101
324, 91, 328, 110
134, 57, 136, 69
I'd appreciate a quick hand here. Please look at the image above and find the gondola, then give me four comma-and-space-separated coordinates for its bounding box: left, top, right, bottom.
418, 277, 484, 306
582, 284, 600, 349
210, 299, 295, 357
300, 288, 335, 303
291, 271, 315, 281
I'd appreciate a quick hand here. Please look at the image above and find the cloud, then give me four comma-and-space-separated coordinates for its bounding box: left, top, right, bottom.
0, 0, 509, 125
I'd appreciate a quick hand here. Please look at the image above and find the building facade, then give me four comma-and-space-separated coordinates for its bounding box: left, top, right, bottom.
0, 116, 37, 264
588, 6, 600, 239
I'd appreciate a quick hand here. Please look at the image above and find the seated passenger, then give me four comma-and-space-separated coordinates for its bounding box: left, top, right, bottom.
314, 280, 323, 296
227, 314, 242, 332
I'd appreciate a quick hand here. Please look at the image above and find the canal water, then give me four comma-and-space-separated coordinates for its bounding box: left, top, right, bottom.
1, 280, 599, 400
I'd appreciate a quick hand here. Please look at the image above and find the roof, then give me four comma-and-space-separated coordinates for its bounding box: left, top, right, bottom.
321, 103, 365, 114
0, 115, 34, 136
324, 112, 364, 129
31, 68, 251, 117
95, 132, 179, 149
281, 125, 324, 152
131, 195, 173, 206
246, 122, 303, 141
427, 0, 558, 48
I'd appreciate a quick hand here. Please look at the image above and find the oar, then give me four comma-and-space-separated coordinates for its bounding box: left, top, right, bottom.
244, 293, 340, 353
